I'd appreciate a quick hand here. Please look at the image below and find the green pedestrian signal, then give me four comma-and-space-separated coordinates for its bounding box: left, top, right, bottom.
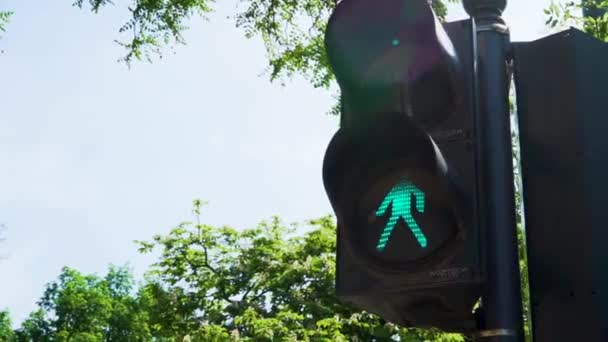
322, 0, 484, 330
375, 180, 428, 251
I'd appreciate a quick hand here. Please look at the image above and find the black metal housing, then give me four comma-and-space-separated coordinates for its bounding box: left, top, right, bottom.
514, 28, 608, 342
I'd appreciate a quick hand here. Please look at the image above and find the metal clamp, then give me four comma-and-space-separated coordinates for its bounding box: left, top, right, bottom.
474, 329, 518, 338
476, 22, 510, 34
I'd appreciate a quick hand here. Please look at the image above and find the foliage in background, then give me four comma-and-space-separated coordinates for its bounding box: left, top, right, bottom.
0, 10, 13, 52
134, 200, 464, 341
4, 0, 608, 101
0, 310, 14, 341
75, 0, 455, 77
69, 0, 607, 120
72, 0, 459, 115
2, 200, 467, 341
9, 265, 151, 341
74, 0, 213, 64
0, 11, 12, 34
545, 0, 608, 40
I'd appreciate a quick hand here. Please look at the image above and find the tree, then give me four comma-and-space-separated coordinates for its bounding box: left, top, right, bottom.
4, 201, 464, 341
0, 310, 15, 341
12, 265, 151, 341
5, 199, 535, 341
68, 0, 457, 115
545, 0, 608, 41
0, 10, 12, 55
0, 11, 11, 35
74, 0, 454, 78
13, 310, 53, 342
133, 199, 465, 341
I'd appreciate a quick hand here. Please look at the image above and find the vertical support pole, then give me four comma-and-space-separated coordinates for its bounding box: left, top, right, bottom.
462, 1, 523, 341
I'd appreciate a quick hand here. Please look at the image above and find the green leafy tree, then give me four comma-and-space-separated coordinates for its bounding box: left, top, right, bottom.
1, 0, 460, 116
39, 267, 114, 341
8, 200, 533, 341
0, 310, 15, 341
103, 266, 153, 341
0, 10, 12, 54
14, 265, 151, 341
74, 0, 455, 74
71, 0, 459, 115
545, 0, 608, 41
134, 199, 466, 341
517, 226, 531, 342
13, 310, 53, 342
0, 11, 12, 35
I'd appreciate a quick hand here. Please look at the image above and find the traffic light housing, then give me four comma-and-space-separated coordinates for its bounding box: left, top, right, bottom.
514, 28, 608, 341
322, 0, 483, 332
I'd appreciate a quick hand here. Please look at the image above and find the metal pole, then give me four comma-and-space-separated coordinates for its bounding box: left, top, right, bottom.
462, 1, 524, 341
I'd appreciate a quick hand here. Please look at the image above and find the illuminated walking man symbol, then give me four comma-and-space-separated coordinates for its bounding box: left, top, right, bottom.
375, 180, 428, 251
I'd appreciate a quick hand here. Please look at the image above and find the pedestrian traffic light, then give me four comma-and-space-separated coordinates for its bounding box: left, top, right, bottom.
322, 0, 484, 332
514, 28, 608, 342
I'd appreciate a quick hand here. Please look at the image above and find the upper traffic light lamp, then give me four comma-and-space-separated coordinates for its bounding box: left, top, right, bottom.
325, 0, 463, 129
322, 0, 483, 332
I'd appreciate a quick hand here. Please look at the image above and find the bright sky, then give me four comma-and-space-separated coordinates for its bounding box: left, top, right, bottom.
0, 0, 557, 327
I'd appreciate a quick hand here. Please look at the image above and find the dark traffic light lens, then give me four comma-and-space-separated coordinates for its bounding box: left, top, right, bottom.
325, 0, 462, 129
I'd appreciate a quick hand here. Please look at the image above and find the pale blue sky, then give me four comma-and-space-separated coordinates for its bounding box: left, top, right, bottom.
1, 0, 557, 326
